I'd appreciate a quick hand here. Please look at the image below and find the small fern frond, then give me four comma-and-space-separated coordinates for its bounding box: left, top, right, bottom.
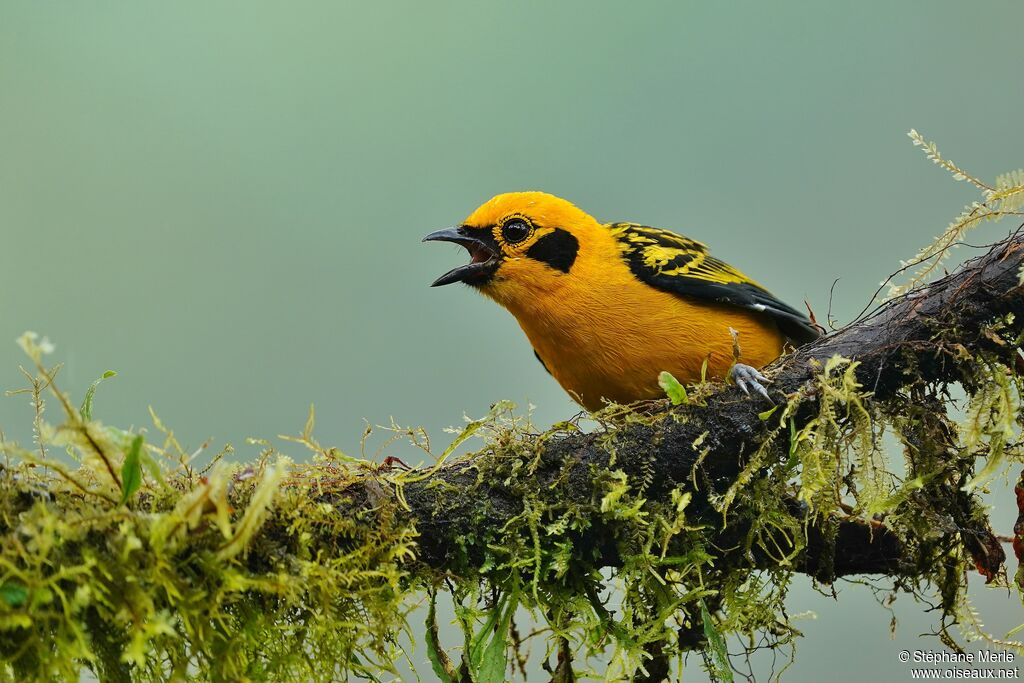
908, 129, 993, 192
992, 169, 1024, 212
884, 133, 1024, 301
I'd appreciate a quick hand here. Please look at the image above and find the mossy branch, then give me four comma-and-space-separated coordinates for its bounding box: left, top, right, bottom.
1, 231, 1022, 682
2, 136, 1023, 681
373, 228, 1024, 581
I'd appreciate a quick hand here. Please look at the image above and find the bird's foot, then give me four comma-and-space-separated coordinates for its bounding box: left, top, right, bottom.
730, 363, 772, 402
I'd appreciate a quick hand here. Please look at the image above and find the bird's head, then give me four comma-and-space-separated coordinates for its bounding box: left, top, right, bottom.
423, 192, 599, 306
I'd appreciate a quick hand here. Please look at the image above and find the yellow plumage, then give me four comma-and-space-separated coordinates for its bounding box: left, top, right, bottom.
425, 192, 818, 411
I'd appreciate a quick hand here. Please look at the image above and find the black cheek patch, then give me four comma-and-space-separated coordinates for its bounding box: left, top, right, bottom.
525, 228, 579, 273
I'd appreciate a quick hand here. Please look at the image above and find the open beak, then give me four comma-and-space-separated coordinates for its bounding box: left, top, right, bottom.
422, 226, 500, 287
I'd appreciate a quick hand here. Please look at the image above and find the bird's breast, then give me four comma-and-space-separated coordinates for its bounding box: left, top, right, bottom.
504, 270, 784, 410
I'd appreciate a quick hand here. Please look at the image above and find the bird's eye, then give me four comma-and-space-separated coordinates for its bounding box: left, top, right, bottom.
502, 219, 532, 244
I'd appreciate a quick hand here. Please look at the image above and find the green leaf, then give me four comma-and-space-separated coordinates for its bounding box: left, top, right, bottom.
658, 371, 689, 405
473, 591, 516, 683
80, 370, 117, 421
757, 405, 779, 421
119, 435, 144, 505
139, 451, 166, 487
468, 596, 504, 671
0, 581, 28, 608
477, 626, 508, 683
701, 601, 733, 683
426, 592, 457, 683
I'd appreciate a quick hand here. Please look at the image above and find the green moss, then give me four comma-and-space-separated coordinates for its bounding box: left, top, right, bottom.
4, 314, 1024, 681
2, 136, 1023, 681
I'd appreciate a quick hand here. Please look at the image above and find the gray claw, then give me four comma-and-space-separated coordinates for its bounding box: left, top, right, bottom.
730, 363, 772, 402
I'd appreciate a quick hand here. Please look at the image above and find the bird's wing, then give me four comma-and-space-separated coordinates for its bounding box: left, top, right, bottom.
608, 223, 820, 345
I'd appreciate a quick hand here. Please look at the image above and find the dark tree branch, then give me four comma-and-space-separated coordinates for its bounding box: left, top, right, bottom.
362, 233, 1024, 582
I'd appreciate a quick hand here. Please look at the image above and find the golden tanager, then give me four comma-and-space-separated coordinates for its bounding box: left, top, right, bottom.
424, 192, 819, 411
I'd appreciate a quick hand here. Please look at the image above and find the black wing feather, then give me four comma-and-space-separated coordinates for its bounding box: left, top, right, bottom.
609, 223, 820, 346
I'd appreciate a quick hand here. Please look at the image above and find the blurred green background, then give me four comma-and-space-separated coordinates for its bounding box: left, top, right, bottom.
2, 2, 1022, 681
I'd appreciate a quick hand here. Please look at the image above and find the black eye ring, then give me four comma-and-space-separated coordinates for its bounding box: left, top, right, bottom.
501, 218, 532, 244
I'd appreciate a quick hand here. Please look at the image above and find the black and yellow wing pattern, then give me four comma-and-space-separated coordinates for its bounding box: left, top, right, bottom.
608, 222, 820, 345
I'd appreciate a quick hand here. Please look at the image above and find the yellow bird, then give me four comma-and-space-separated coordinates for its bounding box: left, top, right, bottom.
424, 192, 819, 411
